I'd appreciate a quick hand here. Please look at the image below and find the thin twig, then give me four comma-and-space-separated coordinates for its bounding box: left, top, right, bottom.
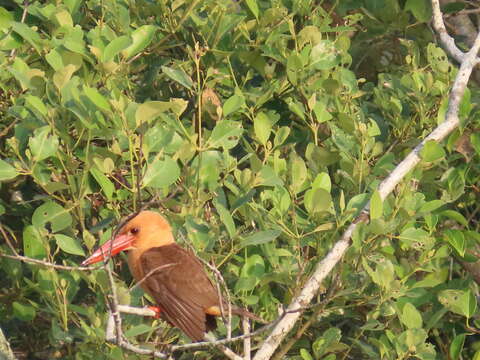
135, 132, 143, 211
180, 231, 233, 338
0, 118, 19, 138
129, 263, 178, 291
0, 253, 97, 271
0, 224, 19, 256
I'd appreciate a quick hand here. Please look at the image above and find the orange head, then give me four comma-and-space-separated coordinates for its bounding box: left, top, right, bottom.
82, 211, 174, 266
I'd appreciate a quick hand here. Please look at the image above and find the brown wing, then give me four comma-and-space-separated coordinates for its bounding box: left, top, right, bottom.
140, 243, 220, 341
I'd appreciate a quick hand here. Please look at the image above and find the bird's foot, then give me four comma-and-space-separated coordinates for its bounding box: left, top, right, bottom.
148, 306, 162, 319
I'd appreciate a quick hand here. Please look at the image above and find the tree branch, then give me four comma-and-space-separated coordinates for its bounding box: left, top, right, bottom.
431, 0, 480, 65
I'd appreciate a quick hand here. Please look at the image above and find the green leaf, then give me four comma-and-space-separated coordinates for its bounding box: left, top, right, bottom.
444, 229, 465, 257
124, 324, 153, 338
235, 276, 257, 292
300, 349, 314, 360
136, 101, 171, 124
0, 7, 13, 30
245, 0, 259, 19
241, 254, 265, 278
53, 8, 73, 27
254, 112, 272, 145
55, 234, 85, 256
313, 100, 333, 123
312, 328, 342, 358
11, 22, 42, 54
450, 334, 466, 360
122, 25, 157, 59
290, 155, 307, 194
213, 200, 236, 238
286, 53, 302, 85
400, 302, 423, 329
29, 126, 59, 161
310, 40, 339, 70
405, 0, 432, 22
398, 228, 430, 250
207, 121, 243, 149
304, 188, 332, 215
241, 229, 281, 247
370, 190, 383, 220
143, 157, 180, 188
440, 210, 468, 226
274, 127, 290, 147
90, 168, 114, 200
419, 199, 444, 213
161, 65, 193, 90
102, 35, 132, 62
32, 201, 72, 232
286, 98, 305, 121
25, 95, 48, 118
471, 133, 480, 156
13, 301, 36, 321
256, 166, 283, 186
0, 159, 18, 181
347, 193, 369, 211
83, 86, 111, 112
23, 225, 47, 259
420, 140, 445, 162
438, 289, 477, 318
223, 94, 245, 117
311, 172, 331, 192
367, 119, 381, 136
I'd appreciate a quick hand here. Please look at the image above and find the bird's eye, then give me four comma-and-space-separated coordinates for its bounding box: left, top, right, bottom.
130, 227, 139, 235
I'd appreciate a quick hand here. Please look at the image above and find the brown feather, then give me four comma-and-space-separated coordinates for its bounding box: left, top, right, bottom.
140, 244, 220, 341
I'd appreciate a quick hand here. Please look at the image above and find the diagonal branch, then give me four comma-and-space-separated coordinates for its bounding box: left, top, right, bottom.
431, 0, 480, 65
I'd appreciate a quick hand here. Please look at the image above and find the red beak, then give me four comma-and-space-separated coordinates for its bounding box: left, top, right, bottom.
81, 233, 134, 266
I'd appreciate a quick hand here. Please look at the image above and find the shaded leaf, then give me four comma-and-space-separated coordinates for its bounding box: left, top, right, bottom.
161, 65, 193, 89
241, 229, 281, 247
55, 234, 85, 256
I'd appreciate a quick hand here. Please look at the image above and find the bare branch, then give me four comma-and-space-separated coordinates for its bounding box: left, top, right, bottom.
0, 224, 19, 256
105, 261, 123, 346
431, 0, 480, 64
243, 317, 251, 360
205, 334, 242, 360
106, 304, 278, 357
0, 253, 97, 271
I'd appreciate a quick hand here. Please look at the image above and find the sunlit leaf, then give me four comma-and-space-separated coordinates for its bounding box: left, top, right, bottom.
143, 157, 180, 188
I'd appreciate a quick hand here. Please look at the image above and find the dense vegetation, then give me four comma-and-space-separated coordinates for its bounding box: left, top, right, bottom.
1, 0, 480, 359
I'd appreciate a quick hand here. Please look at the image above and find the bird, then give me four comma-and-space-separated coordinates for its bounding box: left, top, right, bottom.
82, 210, 261, 341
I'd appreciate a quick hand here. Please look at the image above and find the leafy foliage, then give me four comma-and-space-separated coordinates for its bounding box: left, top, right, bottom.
1, 0, 480, 359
